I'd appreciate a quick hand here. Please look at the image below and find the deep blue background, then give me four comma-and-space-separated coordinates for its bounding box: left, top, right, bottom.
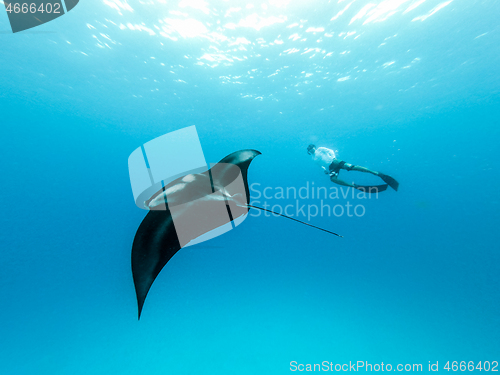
1, 0, 499, 374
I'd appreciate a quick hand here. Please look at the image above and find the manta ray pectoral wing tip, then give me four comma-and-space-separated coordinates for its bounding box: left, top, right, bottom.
137, 302, 144, 320
134, 284, 147, 320
242, 149, 261, 157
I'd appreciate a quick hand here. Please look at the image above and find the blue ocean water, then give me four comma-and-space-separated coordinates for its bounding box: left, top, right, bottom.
1, 0, 499, 374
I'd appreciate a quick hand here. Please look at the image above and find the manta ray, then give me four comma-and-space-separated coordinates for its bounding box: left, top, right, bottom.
131, 149, 340, 319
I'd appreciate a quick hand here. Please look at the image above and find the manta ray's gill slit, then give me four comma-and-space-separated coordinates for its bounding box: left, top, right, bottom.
140, 145, 154, 185
207, 165, 235, 228
207, 166, 215, 193
224, 196, 236, 229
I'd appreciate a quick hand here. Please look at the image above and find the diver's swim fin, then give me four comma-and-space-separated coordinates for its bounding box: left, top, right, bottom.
378, 173, 399, 191
354, 184, 389, 193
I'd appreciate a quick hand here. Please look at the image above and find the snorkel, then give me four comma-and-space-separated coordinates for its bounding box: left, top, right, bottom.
307, 144, 316, 155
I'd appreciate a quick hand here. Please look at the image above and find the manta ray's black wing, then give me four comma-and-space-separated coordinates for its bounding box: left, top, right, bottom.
131, 149, 261, 319
132, 209, 180, 319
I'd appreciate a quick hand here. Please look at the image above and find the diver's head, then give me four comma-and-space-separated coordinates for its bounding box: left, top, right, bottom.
307, 144, 316, 155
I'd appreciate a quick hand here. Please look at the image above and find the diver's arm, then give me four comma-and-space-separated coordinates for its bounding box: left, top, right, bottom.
322, 166, 329, 174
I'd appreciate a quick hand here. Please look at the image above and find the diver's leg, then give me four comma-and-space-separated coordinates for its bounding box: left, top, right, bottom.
343, 163, 398, 191
330, 175, 356, 188
343, 163, 379, 176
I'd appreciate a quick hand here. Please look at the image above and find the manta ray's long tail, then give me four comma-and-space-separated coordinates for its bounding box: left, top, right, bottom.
246, 204, 343, 238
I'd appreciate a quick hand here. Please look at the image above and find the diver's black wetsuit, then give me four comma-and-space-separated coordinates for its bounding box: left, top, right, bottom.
328, 159, 354, 177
